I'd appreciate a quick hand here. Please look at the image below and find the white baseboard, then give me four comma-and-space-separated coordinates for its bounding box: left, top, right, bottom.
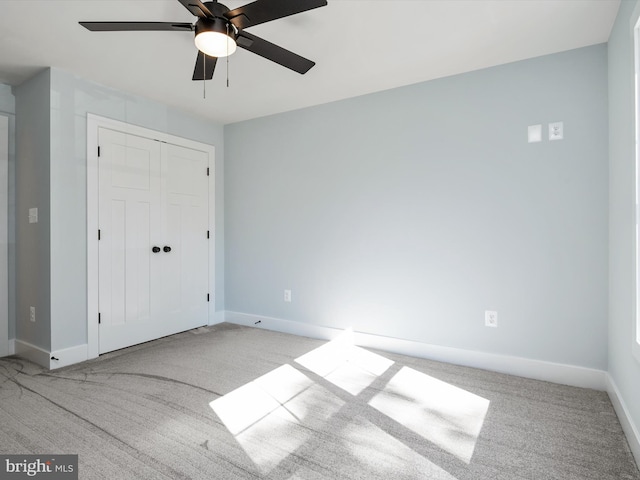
223, 311, 607, 390
14, 339, 51, 368
225, 311, 345, 340
14, 340, 88, 370
607, 375, 640, 468
49, 344, 88, 369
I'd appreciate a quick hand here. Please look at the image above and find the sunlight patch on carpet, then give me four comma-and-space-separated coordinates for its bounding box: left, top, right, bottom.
294, 329, 394, 395
209, 333, 485, 474
368, 366, 489, 463
210, 364, 344, 474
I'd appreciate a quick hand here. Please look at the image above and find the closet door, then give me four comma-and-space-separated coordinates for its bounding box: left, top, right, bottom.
158, 142, 209, 333
98, 128, 208, 354
98, 128, 162, 353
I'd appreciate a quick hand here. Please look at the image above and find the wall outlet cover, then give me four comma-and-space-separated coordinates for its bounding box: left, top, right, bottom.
549, 122, 564, 141
485, 310, 498, 327
28, 207, 38, 224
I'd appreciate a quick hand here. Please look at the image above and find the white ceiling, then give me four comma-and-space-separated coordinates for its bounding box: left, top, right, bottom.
0, 0, 620, 125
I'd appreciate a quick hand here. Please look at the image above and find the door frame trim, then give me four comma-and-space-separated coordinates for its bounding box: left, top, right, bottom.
86, 114, 216, 359
0, 115, 8, 358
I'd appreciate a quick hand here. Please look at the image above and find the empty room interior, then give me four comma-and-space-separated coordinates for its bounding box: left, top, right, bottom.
1, 0, 640, 478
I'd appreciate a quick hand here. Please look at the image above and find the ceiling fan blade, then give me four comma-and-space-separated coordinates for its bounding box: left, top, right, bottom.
177, 0, 214, 18
192, 51, 218, 80
225, 0, 327, 29
80, 21, 194, 32
236, 31, 315, 74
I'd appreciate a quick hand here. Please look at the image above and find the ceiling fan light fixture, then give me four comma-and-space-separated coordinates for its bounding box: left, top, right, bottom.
194, 18, 237, 58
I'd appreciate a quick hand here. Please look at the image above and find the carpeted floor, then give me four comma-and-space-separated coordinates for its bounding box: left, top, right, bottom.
0, 322, 638, 479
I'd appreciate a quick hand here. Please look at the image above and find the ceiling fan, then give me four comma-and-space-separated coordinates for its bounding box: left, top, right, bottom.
80, 0, 327, 81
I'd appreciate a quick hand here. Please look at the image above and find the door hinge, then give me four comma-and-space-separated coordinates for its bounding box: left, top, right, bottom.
207, 230, 210, 239
98, 229, 101, 240
98, 313, 101, 324
206, 167, 210, 176
98, 146, 101, 157
207, 294, 210, 302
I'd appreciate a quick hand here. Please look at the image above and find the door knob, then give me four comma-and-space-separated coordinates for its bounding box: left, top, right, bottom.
163, 246, 171, 253
152, 246, 161, 253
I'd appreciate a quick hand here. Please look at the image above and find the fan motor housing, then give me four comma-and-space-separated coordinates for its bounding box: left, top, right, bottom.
203, 1, 231, 18
195, 17, 237, 40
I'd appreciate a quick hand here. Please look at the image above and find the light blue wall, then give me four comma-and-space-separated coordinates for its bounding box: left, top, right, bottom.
14, 71, 52, 350
48, 68, 225, 351
608, 0, 640, 447
0, 84, 14, 115
225, 44, 609, 369
0, 84, 15, 341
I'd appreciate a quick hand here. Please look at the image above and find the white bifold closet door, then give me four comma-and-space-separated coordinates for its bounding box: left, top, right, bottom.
98, 127, 209, 354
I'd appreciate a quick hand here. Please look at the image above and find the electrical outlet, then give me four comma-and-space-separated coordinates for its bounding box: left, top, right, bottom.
30, 306, 36, 323
485, 310, 497, 327
28, 207, 38, 224
549, 122, 563, 141
284, 289, 292, 303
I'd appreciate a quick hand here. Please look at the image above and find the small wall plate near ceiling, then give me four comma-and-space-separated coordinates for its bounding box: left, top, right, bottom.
528, 124, 542, 143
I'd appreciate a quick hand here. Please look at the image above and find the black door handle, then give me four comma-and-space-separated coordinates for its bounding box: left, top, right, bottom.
163, 246, 171, 253
152, 246, 161, 253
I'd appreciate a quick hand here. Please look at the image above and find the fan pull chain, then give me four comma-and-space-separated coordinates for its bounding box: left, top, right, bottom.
203, 52, 207, 99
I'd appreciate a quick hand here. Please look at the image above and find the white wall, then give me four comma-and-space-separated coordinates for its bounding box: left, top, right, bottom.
225, 44, 609, 370
0, 84, 16, 339
0, 84, 15, 346
607, 0, 640, 461
14, 71, 52, 351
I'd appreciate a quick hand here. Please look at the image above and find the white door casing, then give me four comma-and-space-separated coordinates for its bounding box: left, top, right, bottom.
87, 115, 215, 358
0, 115, 8, 357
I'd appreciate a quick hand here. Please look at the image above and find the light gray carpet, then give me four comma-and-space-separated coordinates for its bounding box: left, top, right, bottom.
0, 323, 638, 480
